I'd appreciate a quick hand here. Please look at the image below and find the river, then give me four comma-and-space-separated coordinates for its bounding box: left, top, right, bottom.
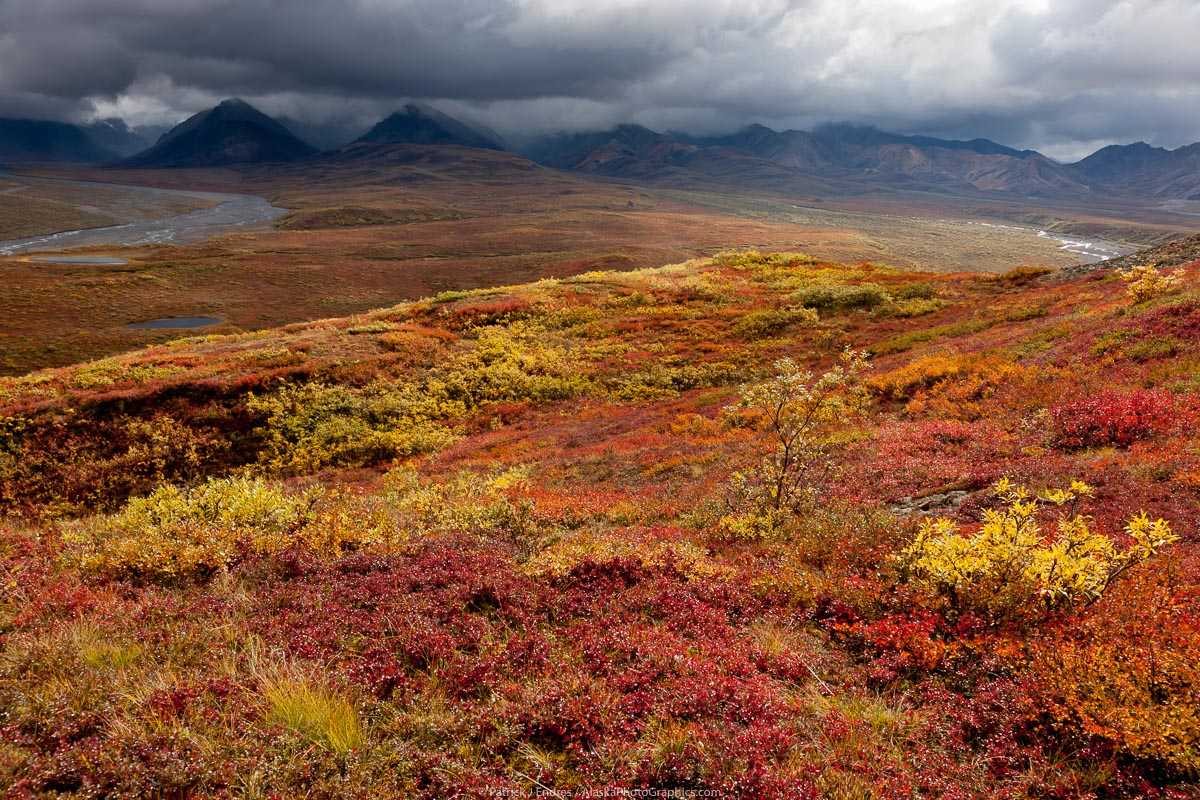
963, 220, 1130, 264
0, 174, 286, 256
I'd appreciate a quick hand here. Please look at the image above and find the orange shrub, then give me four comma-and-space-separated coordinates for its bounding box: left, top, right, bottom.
1031, 571, 1200, 777
869, 352, 1024, 420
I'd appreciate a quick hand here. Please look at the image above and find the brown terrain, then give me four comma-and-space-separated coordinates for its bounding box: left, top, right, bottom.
1, 144, 1195, 375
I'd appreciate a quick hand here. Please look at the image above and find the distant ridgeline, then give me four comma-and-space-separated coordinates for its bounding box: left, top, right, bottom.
4, 98, 1199, 199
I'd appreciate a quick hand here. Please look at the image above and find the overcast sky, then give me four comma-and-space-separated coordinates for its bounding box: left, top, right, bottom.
1, 0, 1197, 160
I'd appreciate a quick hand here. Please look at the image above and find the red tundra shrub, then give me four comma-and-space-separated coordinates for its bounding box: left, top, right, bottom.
1050, 389, 1177, 449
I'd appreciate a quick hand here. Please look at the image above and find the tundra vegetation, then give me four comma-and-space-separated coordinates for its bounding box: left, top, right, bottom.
0, 250, 1198, 798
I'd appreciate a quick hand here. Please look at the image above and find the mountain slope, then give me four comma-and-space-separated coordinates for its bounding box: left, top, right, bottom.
527, 122, 1091, 196
0, 118, 115, 163
520, 124, 835, 192
354, 104, 503, 151
83, 119, 152, 159
122, 99, 317, 168
1071, 141, 1200, 199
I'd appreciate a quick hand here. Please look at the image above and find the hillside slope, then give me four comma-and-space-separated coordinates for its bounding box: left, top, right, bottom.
1, 251, 1198, 797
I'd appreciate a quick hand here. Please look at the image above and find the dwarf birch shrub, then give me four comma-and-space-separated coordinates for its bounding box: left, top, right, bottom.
381, 465, 538, 542
248, 381, 459, 474
898, 479, 1177, 621
63, 477, 321, 581
791, 283, 891, 312
1122, 263, 1183, 304
719, 349, 869, 539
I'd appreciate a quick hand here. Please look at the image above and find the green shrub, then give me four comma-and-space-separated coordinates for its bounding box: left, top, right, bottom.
731, 307, 819, 339
346, 321, 395, 334
1126, 336, 1181, 362
871, 318, 994, 355
995, 265, 1054, 284
609, 360, 741, 401
892, 282, 939, 300
1092, 330, 1137, 357
882, 298, 947, 318
791, 283, 891, 312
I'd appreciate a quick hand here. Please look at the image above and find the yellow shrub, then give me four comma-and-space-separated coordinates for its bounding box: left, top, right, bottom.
248, 381, 459, 475
898, 479, 1177, 620
439, 323, 592, 406
1122, 263, 1183, 304
62, 477, 320, 581
381, 465, 537, 540
249, 323, 589, 475
524, 533, 727, 582
716, 508, 790, 541
70, 359, 183, 389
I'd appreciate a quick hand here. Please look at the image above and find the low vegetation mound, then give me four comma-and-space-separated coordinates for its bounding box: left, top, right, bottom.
275, 205, 467, 230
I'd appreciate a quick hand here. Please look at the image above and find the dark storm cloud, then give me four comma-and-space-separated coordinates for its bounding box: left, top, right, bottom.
1, 0, 1198, 158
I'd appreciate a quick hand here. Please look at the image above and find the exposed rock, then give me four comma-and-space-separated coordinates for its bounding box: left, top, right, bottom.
890, 490, 970, 516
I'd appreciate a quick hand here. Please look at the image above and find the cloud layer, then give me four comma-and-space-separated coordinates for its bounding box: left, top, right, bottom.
1, 0, 1198, 159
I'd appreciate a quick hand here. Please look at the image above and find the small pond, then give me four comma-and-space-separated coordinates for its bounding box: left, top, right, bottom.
32, 256, 128, 265
127, 316, 222, 330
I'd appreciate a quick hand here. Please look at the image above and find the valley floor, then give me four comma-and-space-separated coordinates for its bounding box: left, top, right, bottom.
1, 156, 1188, 376
1, 250, 1198, 797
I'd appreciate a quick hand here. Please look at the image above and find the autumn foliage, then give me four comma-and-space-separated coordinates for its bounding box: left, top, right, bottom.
1, 251, 1198, 797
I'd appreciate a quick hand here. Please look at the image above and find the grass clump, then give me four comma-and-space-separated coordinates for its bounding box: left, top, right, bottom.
263, 677, 364, 755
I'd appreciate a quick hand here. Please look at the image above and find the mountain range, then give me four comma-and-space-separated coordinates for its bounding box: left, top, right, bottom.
3, 98, 1199, 200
